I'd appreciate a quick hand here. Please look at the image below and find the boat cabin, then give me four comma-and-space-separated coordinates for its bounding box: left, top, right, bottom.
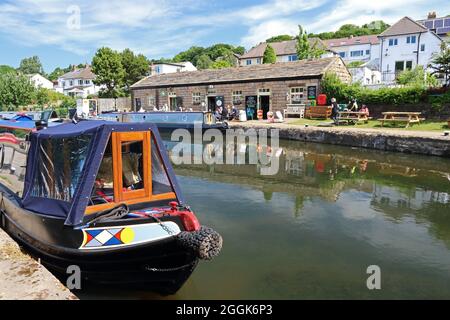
0, 120, 182, 226
97, 111, 216, 126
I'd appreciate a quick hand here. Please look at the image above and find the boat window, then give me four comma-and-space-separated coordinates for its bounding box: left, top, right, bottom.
31, 135, 91, 201
151, 138, 173, 195
0, 128, 30, 196
121, 140, 144, 191
90, 138, 114, 206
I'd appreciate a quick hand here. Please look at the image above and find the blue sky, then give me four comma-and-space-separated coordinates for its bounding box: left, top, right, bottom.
0, 0, 448, 73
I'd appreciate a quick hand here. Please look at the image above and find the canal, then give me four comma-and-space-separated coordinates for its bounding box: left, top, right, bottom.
83, 138, 450, 299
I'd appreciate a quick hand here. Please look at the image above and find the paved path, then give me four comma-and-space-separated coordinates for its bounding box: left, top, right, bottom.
0, 229, 77, 300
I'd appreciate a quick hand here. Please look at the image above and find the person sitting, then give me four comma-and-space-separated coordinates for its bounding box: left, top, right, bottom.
360, 104, 369, 116
347, 98, 358, 111
229, 105, 239, 120
214, 108, 222, 121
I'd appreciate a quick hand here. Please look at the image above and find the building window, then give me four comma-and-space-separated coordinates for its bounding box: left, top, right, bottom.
339, 52, 346, 58
421, 44, 425, 52
290, 87, 304, 104
78, 80, 83, 85
62, 81, 66, 87
192, 92, 202, 105
366, 50, 370, 55
405, 61, 413, 70
135, 98, 142, 109
69, 80, 73, 86
350, 50, 364, 57
246, 59, 252, 65
155, 66, 161, 74
258, 88, 270, 94
232, 91, 243, 105
85, 80, 90, 84
388, 38, 398, 46
148, 96, 155, 107
288, 55, 298, 61
256, 58, 261, 64
406, 36, 416, 44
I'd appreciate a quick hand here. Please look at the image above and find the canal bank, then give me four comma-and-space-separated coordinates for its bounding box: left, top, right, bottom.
0, 229, 77, 300
229, 121, 450, 157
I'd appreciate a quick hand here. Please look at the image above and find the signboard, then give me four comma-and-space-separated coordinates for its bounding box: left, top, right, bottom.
307, 86, 317, 100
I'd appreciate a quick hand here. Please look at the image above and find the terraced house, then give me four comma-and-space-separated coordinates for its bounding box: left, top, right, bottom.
130, 57, 351, 119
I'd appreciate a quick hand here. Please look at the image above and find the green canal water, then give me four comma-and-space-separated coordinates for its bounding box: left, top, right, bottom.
85, 138, 450, 299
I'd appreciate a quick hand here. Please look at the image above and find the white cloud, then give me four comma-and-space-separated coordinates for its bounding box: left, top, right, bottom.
241, 19, 299, 48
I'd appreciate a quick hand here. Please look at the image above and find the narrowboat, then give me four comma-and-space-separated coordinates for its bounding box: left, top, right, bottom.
96, 111, 228, 132
0, 120, 222, 294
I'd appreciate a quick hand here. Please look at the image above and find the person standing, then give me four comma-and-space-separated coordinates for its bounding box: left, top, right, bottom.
331, 97, 339, 125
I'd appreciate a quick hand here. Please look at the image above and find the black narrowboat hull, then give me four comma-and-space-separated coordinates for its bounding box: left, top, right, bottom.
0, 192, 198, 295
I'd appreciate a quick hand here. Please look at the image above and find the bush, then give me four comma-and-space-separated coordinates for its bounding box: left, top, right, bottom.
396, 66, 438, 87
321, 72, 428, 105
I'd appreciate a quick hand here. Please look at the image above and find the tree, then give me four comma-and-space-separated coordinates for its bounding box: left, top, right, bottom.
397, 66, 438, 87
33, 87, 51, 109
0, 65, 16, 75
0, 73, 35, 109
18, 56, 44, 75
173, 46, 206, 66
266, 35, 294, 43
429, 42, 450, 87
296, 26, 325, 60
196, 54, 213, 69
309, 20, 390, 40
91, 47, 125, 98
121, 48, 149, 93
210, 60, 232, 69
347, 61, 365, 68
263, 44, 276, 64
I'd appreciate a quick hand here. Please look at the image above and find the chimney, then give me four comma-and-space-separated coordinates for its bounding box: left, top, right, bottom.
427, 11, 436, 19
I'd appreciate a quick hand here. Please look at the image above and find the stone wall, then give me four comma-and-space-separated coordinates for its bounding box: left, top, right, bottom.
132, 78, 321, 114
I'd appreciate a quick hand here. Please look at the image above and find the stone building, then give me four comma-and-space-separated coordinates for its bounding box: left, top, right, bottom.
130, 57, 351, 118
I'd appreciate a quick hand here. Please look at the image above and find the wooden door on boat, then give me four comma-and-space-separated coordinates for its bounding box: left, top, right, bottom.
85, 131, 176, 215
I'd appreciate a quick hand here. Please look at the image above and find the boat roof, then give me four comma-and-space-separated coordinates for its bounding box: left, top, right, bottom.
21, 120, 183, 226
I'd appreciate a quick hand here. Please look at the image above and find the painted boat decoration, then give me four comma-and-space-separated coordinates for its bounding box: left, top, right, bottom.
0, 119, 222, 294
95, 111, 228, 132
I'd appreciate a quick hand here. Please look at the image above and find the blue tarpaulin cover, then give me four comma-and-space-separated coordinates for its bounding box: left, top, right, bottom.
21, 120, 183, 226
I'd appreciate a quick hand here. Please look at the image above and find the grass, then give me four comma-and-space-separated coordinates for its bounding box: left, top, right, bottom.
288, 119, 450, 132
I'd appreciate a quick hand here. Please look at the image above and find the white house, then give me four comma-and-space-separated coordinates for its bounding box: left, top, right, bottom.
323, 35, 380, 65
238, 38, 335, 66
378, 16, 443, 83
55, 65, 101, 98
349, 66, 381, 85
28, 74, 53, 90
150, 62, 197, 76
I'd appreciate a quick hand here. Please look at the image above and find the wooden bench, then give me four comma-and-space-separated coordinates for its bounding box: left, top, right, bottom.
305, 106, 332, 119
378, 112, 422, 128
338, 111, 369, 124
284, 104, 305, 118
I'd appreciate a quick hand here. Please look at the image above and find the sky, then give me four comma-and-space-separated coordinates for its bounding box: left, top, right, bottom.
0, 0, 449, 73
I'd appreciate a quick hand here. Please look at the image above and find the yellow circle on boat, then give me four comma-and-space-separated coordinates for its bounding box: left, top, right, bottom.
120, 228, 135, 244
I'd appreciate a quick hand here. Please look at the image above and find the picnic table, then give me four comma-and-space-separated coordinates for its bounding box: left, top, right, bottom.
338, 111, 369, 124
378, 112, 421, 128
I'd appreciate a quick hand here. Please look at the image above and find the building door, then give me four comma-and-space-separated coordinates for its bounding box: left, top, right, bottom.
259, 96, 270, 119
169, 97, 177, 111
207, 96, 216, 112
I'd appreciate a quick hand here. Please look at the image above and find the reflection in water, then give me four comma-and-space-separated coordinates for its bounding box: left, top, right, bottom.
81, 138, 450, 299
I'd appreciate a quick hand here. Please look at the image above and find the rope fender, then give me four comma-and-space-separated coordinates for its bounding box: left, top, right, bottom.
176, 226, 223, 261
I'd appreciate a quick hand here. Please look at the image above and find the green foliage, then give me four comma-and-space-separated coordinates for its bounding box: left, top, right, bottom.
266, 35, 294, 43
121, 48, 149, 93
92, 47, 125, 98
0, 65, 16, 75
309, 20, 390, 40
17, 56, 44, 75
210, 60, 232, 69
321, 72, 428, 105
263, 44, 276, 64
0, 73, 35, 108
196, 54, 213, 70
296, 25, 325, 60
396, 66, 438, 87
429, 42, 450, 86
347, 61, 365, 68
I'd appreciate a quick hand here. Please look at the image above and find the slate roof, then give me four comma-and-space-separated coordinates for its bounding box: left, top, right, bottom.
132, 57, 344, 88
239, 38, 329, 59
324, 35, 380, 47
60, 66, 96, 80
379, 16, 428, 37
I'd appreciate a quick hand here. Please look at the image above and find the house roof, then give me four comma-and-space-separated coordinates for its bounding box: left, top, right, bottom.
379, 16, 428, 37
323, 35, 379, 47
132, 57, 346, 89
59, 66, 96, 80
239, 38, 329, 59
